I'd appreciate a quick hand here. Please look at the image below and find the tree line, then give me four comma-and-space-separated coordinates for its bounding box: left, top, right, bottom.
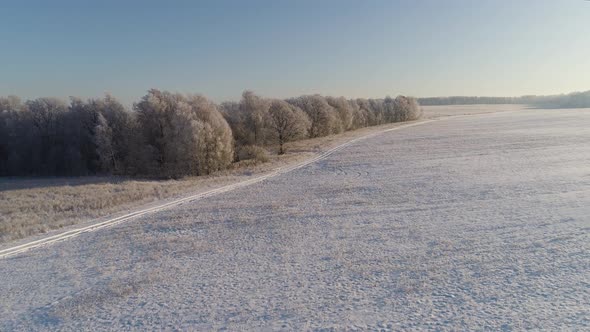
419, 90, 590, 108
0, 90, 421, 178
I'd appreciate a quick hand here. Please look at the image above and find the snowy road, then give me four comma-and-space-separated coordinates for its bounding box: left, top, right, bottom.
1, 109, 589, 330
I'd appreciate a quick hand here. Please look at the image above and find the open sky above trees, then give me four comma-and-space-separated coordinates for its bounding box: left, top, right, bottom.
1, 0, 589, 104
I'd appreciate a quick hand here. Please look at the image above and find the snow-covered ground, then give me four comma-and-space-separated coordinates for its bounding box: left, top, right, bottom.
1, 108, 589, 330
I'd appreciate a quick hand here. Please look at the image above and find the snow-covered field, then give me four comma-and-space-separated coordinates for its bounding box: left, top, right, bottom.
0, 104, 515, 244
1, 108, 589, 330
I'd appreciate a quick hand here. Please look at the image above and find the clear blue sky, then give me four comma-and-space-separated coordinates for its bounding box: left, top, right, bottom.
1, 0, 589, 104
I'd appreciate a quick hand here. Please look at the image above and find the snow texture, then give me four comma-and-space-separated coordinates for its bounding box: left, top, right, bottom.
1, 108, 589, 331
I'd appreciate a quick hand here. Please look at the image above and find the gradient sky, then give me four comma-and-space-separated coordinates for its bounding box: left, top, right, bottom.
1, 0, 589, 104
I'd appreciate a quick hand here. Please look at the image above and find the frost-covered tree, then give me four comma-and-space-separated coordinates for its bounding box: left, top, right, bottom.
67, 97, 101, 174
85, 95, 139, 174
348, 99, 369, 129
26, 97, 69, 174
406, 96, 422, 120
266, 100, 310, 154
0, 90, 423, 177
93, 112, 116, 173
239, 90, 270, 145
326, 96, 354, 131
186, 94, 234, 175
220, 101, 248, 161
394, 96, 422, 122
134, 89, 181, 175
368, 98, 385, 125
134, 90, 233, 177
0, 96, 26, 175
286, 95, 342, 138
355, 98, 376, 127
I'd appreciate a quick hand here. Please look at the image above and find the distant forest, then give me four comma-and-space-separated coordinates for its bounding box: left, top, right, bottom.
0, 91, 421, 178
419, 90, 590, 108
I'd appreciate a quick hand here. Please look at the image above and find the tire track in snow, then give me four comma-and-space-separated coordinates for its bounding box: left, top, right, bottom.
0, 120, 438, 259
